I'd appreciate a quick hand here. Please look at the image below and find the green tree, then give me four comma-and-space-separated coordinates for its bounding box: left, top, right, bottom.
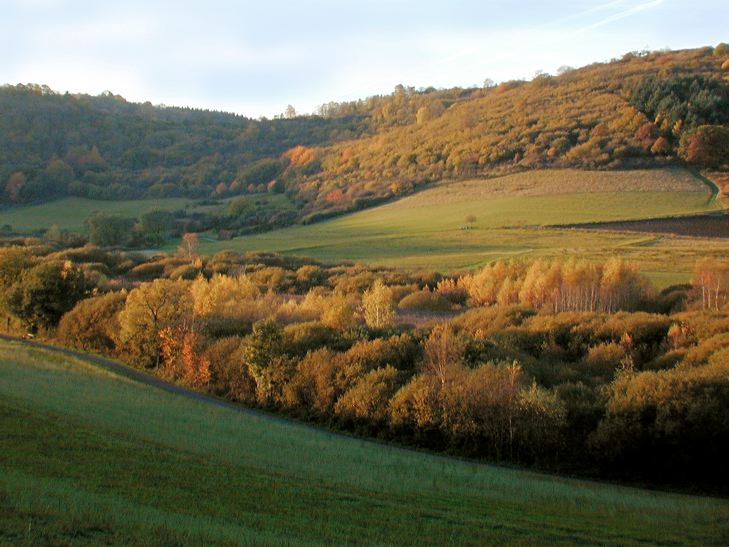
0, 247, 33, 291
44, 158, 75, 194
242, 318, 293, 405
4, 261, 88, 331
86, 213, 135, 247
137, 210, 175, 243
225, 196, 255, 218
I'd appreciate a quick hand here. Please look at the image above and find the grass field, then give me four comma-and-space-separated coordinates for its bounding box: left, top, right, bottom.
1, 339, 728, 544
196, 169, 728, 284
0, 197, 194, 233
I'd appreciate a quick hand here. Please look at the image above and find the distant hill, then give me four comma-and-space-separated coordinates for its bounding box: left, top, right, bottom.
2, 45, 728, 226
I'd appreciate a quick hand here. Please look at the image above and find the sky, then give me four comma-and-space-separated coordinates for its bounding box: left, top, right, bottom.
1, 0, 727, 118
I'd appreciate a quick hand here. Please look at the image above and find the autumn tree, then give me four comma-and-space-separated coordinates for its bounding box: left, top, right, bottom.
57, 291, 127, 352
335, 365, 400, 426
4, 172, 26, 202
118, 278, 193, 367
692, 257, 728, 311
680, 125, 729, 167
158, 324, 211, 389
178, 233, 200, 262
422, 324, 466, 387
362, 279, 395, 328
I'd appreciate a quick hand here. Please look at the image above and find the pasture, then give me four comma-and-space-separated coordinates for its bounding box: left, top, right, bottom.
0, 197, 193, 233
1, 339, 728, 544
199, 169, 728, 284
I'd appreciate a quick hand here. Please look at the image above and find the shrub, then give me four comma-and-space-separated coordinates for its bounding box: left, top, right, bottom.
283, 321, 339, 356
584, 342, 626, 378
57, 291, 127, 353
335, 366, 401, 427
398, 289, 452, 313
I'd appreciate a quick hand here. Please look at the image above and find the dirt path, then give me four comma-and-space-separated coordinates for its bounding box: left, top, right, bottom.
690, 169, 722, 206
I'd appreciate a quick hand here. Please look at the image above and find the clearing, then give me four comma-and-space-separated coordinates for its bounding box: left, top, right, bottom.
0, 197, 193, 233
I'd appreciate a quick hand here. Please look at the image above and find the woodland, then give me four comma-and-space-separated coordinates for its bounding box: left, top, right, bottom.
1, 242, 728, 493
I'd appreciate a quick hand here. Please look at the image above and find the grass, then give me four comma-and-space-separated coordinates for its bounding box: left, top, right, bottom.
196, 169, 728, 285
1, 339, 728, 544
0, 197, 193, 233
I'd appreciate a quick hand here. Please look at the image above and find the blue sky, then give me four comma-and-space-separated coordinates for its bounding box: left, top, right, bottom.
1, 0, 726, 118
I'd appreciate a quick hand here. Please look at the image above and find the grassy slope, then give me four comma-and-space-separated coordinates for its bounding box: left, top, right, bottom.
0, 197, 193, 233
199, 169, 728, 284
1, 339, 728, 545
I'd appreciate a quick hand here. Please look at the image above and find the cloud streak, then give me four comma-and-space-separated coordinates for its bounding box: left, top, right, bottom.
572, 0, 666, 35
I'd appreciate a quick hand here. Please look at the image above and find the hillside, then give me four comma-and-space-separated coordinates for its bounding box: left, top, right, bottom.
2, 338, 728, 544
2, 45, 728, 233
197, 168, 729, 283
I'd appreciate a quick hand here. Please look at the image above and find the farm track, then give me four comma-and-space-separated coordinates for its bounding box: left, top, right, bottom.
690, 169, 722, 204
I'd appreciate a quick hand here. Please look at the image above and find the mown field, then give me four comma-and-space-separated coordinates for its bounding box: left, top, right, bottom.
1, 338, 728, 545
198, 169, 728, 285
0, 197, 194, 233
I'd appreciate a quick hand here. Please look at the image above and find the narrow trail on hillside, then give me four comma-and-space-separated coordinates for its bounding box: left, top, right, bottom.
690, 169, 722, 207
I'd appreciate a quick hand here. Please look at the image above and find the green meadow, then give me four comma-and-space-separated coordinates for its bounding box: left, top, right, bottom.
198, 169, 727, 284
0, 197, 193, 233
1, 338, 728, 544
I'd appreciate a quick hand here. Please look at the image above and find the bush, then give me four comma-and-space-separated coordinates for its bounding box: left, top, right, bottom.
168, 264, 201, 280
283, 321, 339, 356
335, 366, 401, 428
57, 291, 127, 353
398, 289, 452, 313
584, 342, 626, 378
203, 337, 256, 403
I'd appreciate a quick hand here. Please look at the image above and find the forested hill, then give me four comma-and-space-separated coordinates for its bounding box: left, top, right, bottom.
2, 45, 728, 222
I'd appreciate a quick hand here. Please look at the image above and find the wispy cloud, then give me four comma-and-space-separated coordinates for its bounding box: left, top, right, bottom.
572, 0, 666, 34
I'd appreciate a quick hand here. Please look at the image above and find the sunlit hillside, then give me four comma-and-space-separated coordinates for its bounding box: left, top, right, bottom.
198, 168, 728, 283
